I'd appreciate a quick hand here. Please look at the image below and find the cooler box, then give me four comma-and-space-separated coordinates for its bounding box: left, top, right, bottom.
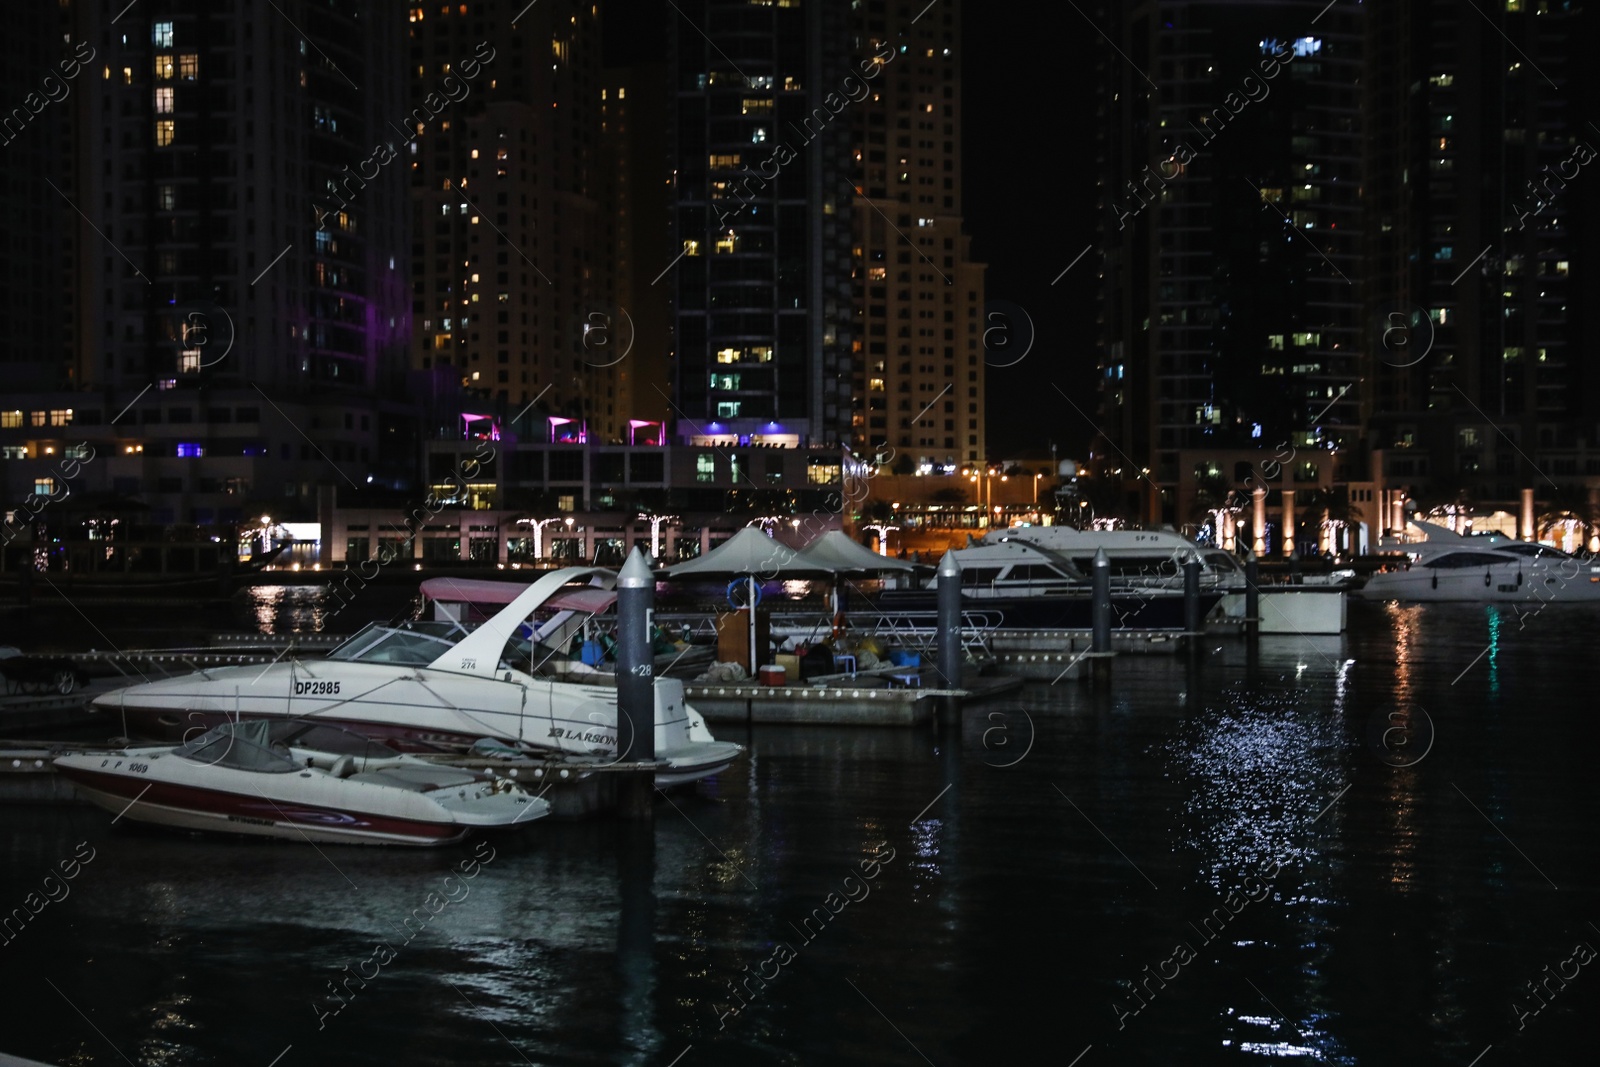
758, 664, 787, 686
888, 650, 921, 667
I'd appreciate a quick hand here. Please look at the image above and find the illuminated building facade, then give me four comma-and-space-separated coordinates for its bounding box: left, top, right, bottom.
667, 0, 856, 448
850, 0, 985, 469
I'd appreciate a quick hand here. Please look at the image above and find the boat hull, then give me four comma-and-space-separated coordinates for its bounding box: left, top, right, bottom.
1359, 565, 1600, 603
55, 765, 475, 847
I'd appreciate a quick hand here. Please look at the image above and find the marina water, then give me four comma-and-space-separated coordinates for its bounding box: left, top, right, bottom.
3, 592, 1598, 1065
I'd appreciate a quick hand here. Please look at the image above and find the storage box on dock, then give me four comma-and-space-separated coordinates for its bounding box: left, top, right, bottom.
758, 664, 787, 686
774, 653, 801, 676
715, 607, 770, 667
888, 650, 921, 667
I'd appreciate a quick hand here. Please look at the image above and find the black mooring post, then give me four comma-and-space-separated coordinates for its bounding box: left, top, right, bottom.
937, 550, 962, 690
1091, 547, 1113, 684
616, 548, 656, 820
1244, 550, 1261, 640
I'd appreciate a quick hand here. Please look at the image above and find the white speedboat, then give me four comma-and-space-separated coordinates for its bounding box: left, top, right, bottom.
54, 719, 548, 847
1360, 522, 1600, 602
89, 568, 743, 787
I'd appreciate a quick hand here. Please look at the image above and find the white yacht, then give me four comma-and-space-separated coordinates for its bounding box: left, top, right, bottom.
876, 525, 1238, 629
1360, 522, 1600, 603
89, 567, 743, 787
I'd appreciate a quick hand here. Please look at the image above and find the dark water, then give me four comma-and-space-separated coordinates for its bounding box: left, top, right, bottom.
3, 599, 1598, 1065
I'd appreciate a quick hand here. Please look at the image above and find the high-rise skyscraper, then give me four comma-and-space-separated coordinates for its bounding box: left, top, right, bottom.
1097, 1, 1363, 524
407, 0, 626, 443
851, 0, 985, 469
1363, 0, 1595, 506
55, 0, 410, 523
667, 0, 856, 448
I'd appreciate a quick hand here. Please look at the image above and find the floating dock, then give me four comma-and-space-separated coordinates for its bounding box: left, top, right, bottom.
685, 668, 1021, 724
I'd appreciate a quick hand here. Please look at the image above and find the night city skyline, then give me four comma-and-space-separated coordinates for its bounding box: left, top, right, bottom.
6, 5, 1600, 1067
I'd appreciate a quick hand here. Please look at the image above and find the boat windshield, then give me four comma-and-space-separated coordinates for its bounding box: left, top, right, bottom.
263, 720, 403, 759
1203, 551, 1243, 574
174, 721, 301, 773
326, 621, 470, 665
1491, 541, 1572, 559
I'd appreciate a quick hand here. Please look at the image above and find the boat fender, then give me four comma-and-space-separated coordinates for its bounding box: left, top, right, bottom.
1431, 571, 1437, 589
1484, 571, 1491, 587
1516, 570, 1523, 587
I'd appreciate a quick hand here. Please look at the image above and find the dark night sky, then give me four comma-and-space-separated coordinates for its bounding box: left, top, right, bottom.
605, 1, 1101, 460
961, 5, 1100, 460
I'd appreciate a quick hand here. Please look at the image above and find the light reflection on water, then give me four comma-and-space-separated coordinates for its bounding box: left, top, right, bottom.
2, 602, 1598, 1064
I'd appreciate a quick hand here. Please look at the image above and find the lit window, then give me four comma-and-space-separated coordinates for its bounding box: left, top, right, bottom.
178, 54, 198, 80
708, 154, 742, 168
176, 442, 204, 458
33, 478, 54, 497
155, 87, 174, 114
159, 184, 175, 210
741, 98, 773, 114
48, 409, 73, 427
696, 454, 715, 483
683, 239, 701, 256
749, 346, 773, 362
29, 411, 45, 427
716, 401, 742, 418
715, 233, 739, 253
153, 21, 173, 47
0, 411, 19, 428
121, 66, 132, 85
179, 349, 202, 373
807, 462, 841, 486
716, 348, 741, 364
155, 120, 175, 146
154, 55, 174, 80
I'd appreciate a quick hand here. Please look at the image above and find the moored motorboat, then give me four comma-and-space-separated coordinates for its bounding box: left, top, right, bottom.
1360, 521, 1600, 603
88, 567, 743, 787
54, 719, 548, 847
875, 526, 1236, 629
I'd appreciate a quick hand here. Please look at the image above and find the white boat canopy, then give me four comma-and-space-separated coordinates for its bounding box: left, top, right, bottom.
797, 530, 917, 574
658, 525, 830, 579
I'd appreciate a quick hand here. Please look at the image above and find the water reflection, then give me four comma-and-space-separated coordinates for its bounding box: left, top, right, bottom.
5, 608, 1600, 1064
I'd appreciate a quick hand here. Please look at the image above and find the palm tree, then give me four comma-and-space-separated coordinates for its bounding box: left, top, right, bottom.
1301, 486, 1364, 557
1537, 484, 1595, 551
